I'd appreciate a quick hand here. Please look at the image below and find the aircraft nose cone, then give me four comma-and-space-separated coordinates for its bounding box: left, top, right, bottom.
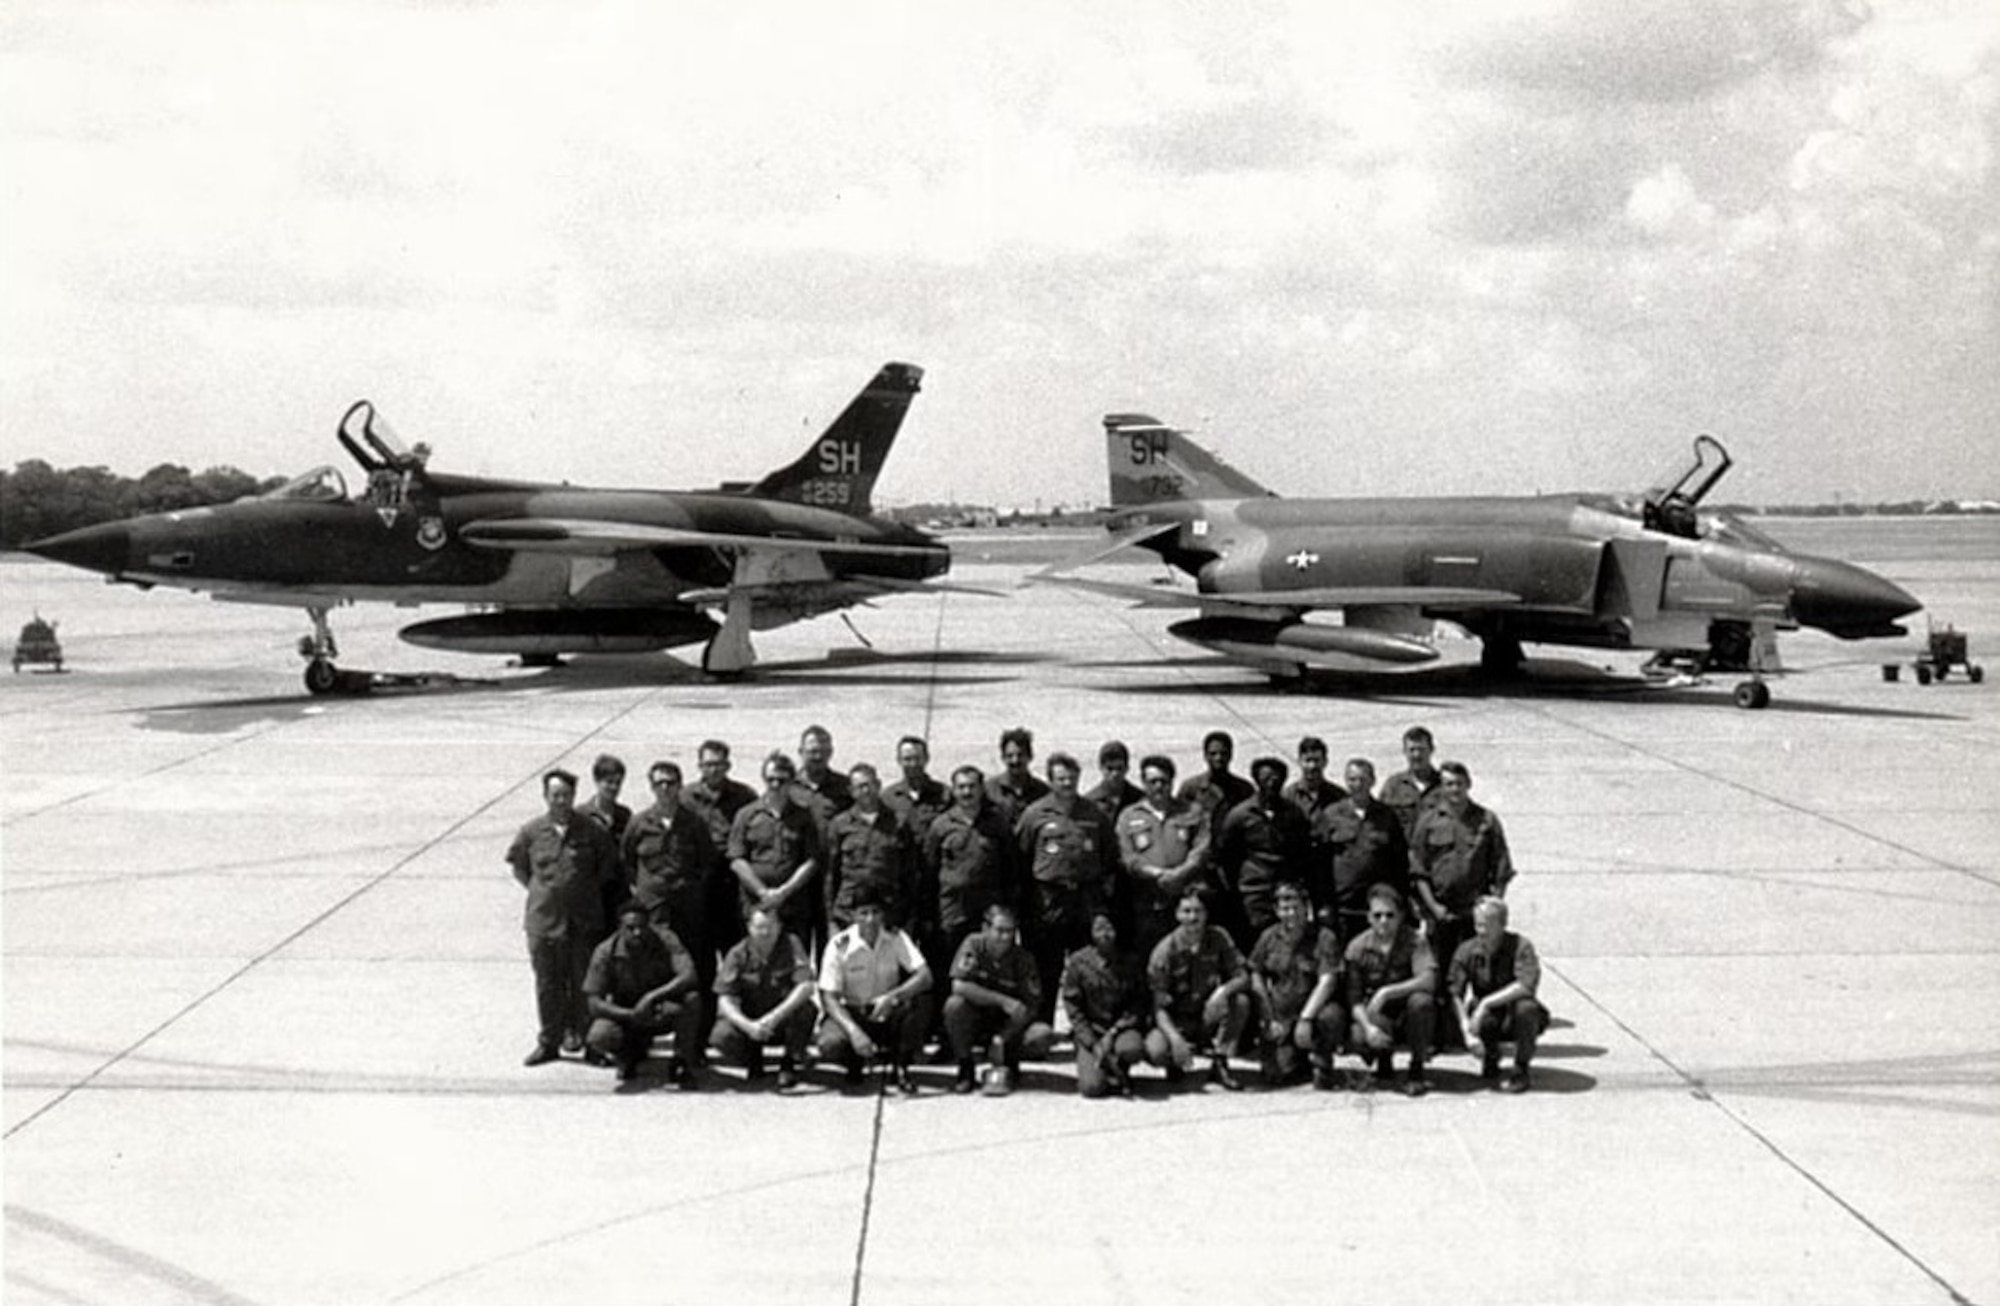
26, 522, 132, 576
1791, 556, 1921, 638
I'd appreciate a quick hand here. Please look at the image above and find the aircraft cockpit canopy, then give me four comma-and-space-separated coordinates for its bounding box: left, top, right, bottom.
1643, 435, 1732, 539
263, 465, 349, 502
1703, 511, 1786, 554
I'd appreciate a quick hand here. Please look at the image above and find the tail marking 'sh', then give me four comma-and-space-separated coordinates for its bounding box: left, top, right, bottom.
1103, 413, 1273, 506
750, 362, 923, 516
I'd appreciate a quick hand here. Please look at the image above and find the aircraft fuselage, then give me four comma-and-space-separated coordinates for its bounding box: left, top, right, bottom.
51, 478, 948, 609
1130, 493, 1916, 665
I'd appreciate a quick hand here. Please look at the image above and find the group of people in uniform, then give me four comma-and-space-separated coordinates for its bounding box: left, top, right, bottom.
504, 723, 1549, 1098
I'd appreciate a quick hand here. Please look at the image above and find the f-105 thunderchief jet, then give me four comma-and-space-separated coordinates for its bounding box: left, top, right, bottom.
1037, 415, 1920, 708
30, 362, 961, 692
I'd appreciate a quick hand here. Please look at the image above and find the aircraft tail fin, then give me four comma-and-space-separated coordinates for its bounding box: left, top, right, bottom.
749, 362, 923, 516
1104, 413, 1273, 506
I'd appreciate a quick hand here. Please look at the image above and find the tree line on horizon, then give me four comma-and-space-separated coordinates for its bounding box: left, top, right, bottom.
0, 461, 286, 550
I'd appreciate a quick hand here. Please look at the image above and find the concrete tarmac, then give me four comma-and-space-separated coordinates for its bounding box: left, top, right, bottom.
3, 523, 1996, 1305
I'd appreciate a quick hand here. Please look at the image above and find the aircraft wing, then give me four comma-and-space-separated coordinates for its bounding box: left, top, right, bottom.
459, 518, 944, 559
678, 575, 1004, 605
1032, 573, 1519, 610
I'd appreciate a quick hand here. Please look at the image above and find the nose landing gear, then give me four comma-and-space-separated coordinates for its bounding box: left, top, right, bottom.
299, 607, 344, 695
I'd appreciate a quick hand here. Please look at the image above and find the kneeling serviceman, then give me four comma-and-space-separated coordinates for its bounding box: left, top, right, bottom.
711, 904, 817, 1090
1145, 889, 1251, 1091
1344, 883, 1437, 1096
1448, 895, 1549, 1093
817, 885, 934, 1094
1247, 880, 1345, 1089
945, 903, 1054, 1095
1060, 909, 1149, 1098
584, 899, 703, 1086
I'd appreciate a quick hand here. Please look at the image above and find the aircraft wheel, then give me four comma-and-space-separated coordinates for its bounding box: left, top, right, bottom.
1732, 680, 1770, 710
304, 659, 340, 695
1971, 665, 1985, 684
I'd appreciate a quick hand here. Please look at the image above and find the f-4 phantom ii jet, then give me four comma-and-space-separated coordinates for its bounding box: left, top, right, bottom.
29, 363, 964, 692
1036, 415, 1920, 708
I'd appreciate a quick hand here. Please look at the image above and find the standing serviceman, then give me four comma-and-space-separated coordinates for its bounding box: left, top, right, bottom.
1116, 754, 1212, 956
1409, 760, 1515, 1046
987, 726, 1050, 831
622, 760, 720, 1054
1084, 740, 1144, 826
577, 753, 633, 845
1015, 752, 1115, 1023
825, 762, 916, 932
1312, 758, 1409, 949
686, 739, 758, 954
506, 768, 622, 1067
577, 752, 633, 925
1216, 756, 1312, 947
793, 725, 850, 940
1177, 730, 1254, 846
883, 735, 950, 839
919, 764, 1016, 1045
1283, 736, 1346, 824
1380, 725, 1444, 838
793, 724, 852, 819
728, 752, 824, 952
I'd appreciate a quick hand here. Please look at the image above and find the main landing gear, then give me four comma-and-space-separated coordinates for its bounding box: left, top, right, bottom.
1643, 621, 1774, 710
700, 592, 757, 677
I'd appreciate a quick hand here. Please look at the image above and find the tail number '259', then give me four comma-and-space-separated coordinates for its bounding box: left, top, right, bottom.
798, 480, 853, 507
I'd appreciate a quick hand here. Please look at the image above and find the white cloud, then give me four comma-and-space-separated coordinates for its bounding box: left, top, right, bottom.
1626, 163, 1717, 238
0, 0, 1993, 505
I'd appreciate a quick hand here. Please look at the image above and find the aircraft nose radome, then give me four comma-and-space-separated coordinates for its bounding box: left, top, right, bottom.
25, 522, 131, 576
1791, 556, 1922, 637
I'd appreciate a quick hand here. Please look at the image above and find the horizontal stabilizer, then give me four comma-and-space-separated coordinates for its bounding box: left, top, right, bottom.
1027, 574, 1209, 608
460, 518, 944, 559
1030, 521, 1181, 578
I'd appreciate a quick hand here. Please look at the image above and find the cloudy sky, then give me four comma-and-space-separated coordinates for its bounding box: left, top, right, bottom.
2, 0, 1994, 509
